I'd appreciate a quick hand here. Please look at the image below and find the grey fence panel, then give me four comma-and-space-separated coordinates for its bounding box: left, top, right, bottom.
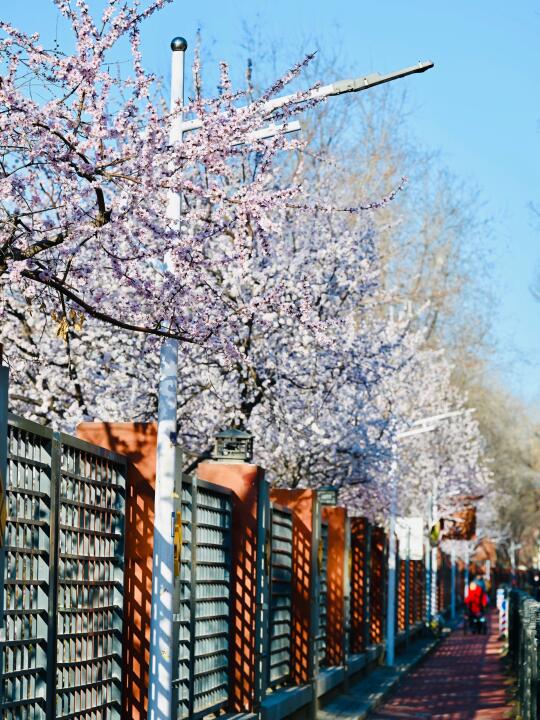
2, 419, 54, 720
1, 415, 126, 720
267, 504, 293, 688
55, 435, 126, 720
316, 520, 329, 667
174, 476, 233, 720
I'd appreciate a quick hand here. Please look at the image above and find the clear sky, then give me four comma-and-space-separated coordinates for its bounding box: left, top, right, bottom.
4, 1, 540, 404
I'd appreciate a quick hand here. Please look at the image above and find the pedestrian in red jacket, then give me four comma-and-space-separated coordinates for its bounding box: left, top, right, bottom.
465, 581, 488, 634
466, 581, 488, 614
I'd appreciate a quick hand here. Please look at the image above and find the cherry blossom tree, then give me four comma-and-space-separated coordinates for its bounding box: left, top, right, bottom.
0, 0, 491, 534
0, 0, 328, 352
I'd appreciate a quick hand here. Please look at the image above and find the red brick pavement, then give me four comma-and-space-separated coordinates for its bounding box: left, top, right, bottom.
370, 611, 514, 719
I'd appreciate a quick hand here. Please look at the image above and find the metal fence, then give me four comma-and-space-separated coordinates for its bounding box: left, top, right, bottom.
508, 588, 540, 720
0, 405, 467, 718
1, 414, 127, 720
267, 503, 293, 688
174, 475, 233, 720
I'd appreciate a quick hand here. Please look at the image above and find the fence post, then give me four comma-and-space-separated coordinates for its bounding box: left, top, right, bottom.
309, 493, 322, 720
254, 477, 271, 708
45, 432, 61, 720
0, 363, 7, 683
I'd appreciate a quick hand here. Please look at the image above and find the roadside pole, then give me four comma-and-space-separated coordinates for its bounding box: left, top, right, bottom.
386, 453, 399, 666
0, 350, 8, 679
148, 37, 187, 720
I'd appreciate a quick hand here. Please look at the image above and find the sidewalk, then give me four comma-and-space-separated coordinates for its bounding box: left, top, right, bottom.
369, 611, 514, 719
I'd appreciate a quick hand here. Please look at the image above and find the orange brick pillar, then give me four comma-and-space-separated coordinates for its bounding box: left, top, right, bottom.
370, 527, 387, 645
322, 506, 347, 666
397, 556, 406, 633
269, 489, 318, 685
77, 422, 157, 720
437, 550, 443, 613
196, 461, 266, 714
350, 518, 371, 654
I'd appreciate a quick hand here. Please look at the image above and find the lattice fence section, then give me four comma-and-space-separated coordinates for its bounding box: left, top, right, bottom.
268, 504, 293, 688
316, 520, 329, 667
1, 415, 126, 720
2, 420, 53, 720
55, 438, 125, 719
350, 518, 371, 654
175, 477, 232, 720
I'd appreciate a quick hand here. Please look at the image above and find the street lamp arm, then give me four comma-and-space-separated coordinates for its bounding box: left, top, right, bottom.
261, 60, 434, 116
179, 60, 435, 135
397, 425, 438, 440
411, 407, 476, 428
323, 60, 434, 98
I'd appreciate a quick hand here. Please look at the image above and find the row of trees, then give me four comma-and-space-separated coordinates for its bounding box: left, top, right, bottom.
0, 0, 516, 539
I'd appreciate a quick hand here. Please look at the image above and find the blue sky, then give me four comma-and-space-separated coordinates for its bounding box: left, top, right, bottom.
5, 1, 540, 404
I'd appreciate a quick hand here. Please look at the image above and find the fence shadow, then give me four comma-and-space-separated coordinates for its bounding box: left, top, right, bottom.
370, 527, 387, 645
350, 518, 370, 654
324, 507, 345, 666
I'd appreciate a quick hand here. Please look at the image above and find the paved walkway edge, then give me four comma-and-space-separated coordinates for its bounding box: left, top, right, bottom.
318, 630, 447, 720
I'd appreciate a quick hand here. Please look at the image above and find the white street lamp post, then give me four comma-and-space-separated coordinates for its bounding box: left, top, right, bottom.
148, 36, 187, 720
150, 39, 434, 712
385, 409, 472, 666
430, 481, 439, 622
386, 449, 399, 666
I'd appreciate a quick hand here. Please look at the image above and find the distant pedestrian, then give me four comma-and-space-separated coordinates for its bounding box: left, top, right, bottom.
465, 580, 488, 634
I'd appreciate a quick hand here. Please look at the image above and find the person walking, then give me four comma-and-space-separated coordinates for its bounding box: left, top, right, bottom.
465, 580, 488, 634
